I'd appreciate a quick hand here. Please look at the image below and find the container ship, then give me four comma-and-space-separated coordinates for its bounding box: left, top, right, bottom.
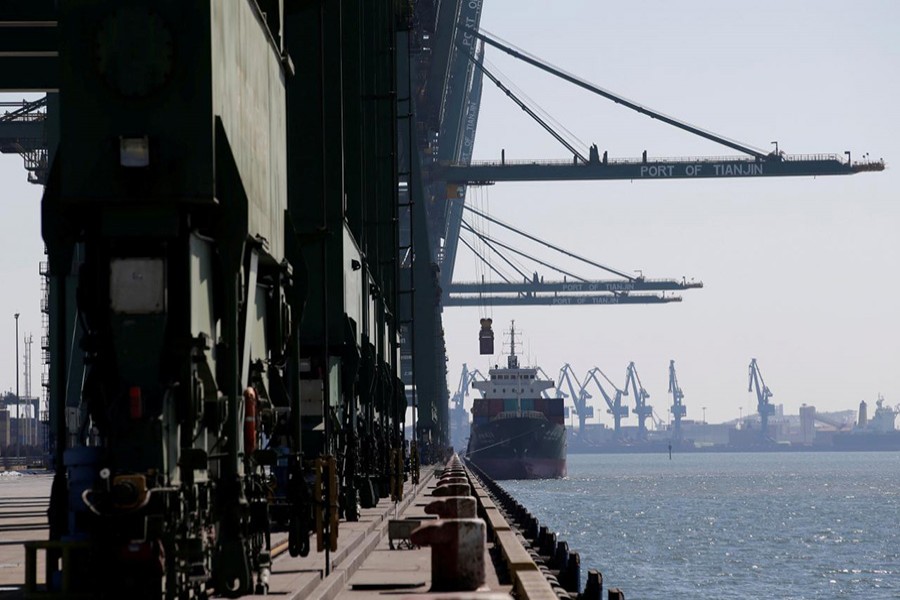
466, 323, 567, 479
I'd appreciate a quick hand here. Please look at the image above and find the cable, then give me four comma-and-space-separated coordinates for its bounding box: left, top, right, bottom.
461, 220, 587, 282
462, 204, 635, 280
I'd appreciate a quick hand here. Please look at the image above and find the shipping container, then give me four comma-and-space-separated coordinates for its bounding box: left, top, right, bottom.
547, 398, 564, 416
488, 398, 504, 416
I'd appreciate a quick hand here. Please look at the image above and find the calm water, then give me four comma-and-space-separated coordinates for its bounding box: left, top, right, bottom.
499, 452, 900, 600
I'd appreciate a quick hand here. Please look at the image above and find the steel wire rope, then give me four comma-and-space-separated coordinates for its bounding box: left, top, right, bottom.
474, 186, 493, 318
478, 28, 769, 158
483, 186, 494, 316
458, 233, 513, 284
460, 222, 528, 283
482, 56, 589, 156
462, 203, 636, 280
460, 220, 587, 282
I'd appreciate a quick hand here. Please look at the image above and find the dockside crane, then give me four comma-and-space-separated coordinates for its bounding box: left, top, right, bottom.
450, 363, 486, 451
447, 29, 885, 185
557, 364, 589, 431
0, 97, 49, 184
668, 360, 687, 442
581, 367, 629, 437
448, 203, 702, 306
625, 362, 653, 440
748, 358, 775, 441
535, 367, 558, 399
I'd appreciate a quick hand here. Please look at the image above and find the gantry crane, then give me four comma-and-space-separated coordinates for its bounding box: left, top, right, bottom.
581, 367, 629, 437
0, 97, 49, 184
748, 358, 776, 441
625, 362, 653, 440
668, 360, 687, 442
447, 203, 702, 305
446, 30, 885, 185
435, 23, 886, 312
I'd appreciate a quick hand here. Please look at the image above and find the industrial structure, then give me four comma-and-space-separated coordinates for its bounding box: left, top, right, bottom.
0, 0, 886, 596
748, 358, 776, 441
668, 360, 687, 443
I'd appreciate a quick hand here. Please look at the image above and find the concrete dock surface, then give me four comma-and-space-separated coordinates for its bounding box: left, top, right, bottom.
0, 467, 536, 600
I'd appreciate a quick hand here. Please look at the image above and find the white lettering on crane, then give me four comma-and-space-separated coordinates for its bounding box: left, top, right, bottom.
639, 165, 675, 178
713, 163, 764, 176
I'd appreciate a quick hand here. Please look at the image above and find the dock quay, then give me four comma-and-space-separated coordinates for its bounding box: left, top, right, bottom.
1, 458, 619, 600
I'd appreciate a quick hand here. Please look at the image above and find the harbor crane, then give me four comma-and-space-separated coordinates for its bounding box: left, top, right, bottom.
748, 358, 776, 441
557, 364, 588, 431
581, 367, 629, 437
432, 26, 884, 316
450, 363, 486, 451
668, 360, 687, 442
625, 362, 653, 440
450, 204, 702, 306
535, 367, 558, 399
447, 30, 885, 185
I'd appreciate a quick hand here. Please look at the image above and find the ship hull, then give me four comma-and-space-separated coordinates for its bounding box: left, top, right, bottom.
832, 431, 900, 451
467, 415, 566, 480
469, 456, 566, 479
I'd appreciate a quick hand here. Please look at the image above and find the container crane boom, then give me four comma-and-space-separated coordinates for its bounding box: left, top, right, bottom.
668, 360, 687, 442
748, 358, 775, 441
625, 362, 653, 439
444, 29, 884, 184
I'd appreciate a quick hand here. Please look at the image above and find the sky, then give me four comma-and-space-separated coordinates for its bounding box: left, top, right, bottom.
441, 0, 900, 426
0, 93, 44, 404
1, 1, 898, 427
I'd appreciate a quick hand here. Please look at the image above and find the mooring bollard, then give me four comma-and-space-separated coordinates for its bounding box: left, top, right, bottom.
581, 569, 602, 600
561, 551, 581, 594
432, 483, 471, 497
425, 496, 477, 519
540, 530, 558, 558
436, 476, 469, 487
552, 540, 569, 569
608, 588, 624, 600
410, 518, 486, 591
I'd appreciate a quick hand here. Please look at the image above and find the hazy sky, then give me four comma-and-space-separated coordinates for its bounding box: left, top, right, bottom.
442, 0, 900, 425
1, 1, 898, 427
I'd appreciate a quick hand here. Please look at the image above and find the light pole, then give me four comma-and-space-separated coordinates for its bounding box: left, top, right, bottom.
739, 406, 743, 427
14, 313, 20, 459
702, 406, 707, 424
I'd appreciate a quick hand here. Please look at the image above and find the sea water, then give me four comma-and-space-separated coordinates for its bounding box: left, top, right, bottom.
498, 452, 900, 599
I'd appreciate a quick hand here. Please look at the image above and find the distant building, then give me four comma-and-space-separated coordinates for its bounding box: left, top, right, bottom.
0, 408, 9, 447
0, 393, 42, 455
